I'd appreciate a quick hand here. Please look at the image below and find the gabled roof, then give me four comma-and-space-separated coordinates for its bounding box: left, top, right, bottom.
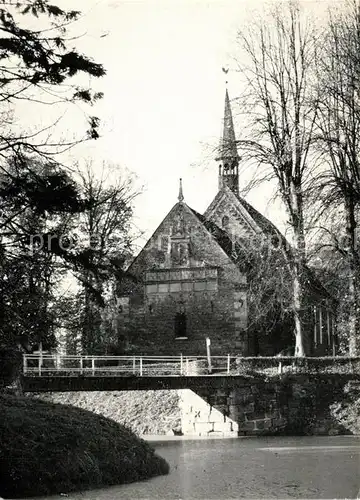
204, 186, 332, 299
234, 195, 333, 298
236, 194, 291, 246
189, 207, 247, 270
204, 187, 259, 234
127, 200, 245, 276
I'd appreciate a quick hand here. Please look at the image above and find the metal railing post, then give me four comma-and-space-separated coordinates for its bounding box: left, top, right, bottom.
80, 357, 83, 375
206, 337, 212, 374
227, 354, 230, 374
180, 354, 183, 375
185, 358, 189, 376
23, 355, 27, 375
139, 357, 143, 376
38, 355, 41, 376
132, 356, 136, 374
91, 357, 95, 376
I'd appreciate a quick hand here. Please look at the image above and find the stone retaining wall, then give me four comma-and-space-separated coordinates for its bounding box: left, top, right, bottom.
179, 381, 286, 437
27, 374, 360, 437
179, 374, 360, 437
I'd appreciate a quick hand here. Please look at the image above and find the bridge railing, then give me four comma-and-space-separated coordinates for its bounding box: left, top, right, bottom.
22, 354, 234, 377
22, 354, 360, 377
232, 356, 360, 376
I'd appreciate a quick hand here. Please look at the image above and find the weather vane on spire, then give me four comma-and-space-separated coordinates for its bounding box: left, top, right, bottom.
222, 66, 229, 86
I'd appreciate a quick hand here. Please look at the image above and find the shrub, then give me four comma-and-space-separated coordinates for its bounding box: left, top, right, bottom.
0, 347, 22, 389
0, 394, 169, 498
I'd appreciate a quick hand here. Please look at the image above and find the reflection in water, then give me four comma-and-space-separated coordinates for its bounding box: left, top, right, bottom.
23, 436, 360, 500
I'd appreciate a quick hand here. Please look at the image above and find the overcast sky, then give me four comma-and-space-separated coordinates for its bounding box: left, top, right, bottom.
22, 0, 338, 249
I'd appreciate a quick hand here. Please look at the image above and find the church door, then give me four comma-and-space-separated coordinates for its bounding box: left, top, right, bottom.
174, 312, 187, 339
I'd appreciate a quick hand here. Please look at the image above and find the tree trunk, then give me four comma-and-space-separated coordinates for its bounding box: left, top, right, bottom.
345, 196, 360, 355
82, 274, 96, 354
290, 181, 307, 357
81, 272, 103, 355
293, 266, 306, 356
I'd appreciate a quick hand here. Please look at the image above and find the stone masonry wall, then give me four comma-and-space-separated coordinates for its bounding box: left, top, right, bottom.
179, 374, 360, 437
124, 284, 244, 356
179, 381, 286, 437
118, 202, 248, 356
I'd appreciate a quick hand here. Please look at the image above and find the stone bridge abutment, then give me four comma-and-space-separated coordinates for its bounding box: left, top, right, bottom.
22, 373, 360, 437
179, 380, 286, 437
22, 374, 288, 437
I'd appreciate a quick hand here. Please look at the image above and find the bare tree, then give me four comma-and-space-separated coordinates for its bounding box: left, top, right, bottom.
0, 1, 105, 160
235, 0, 319, 355
74, 161, 138, 354
238, 234, 294, 355
314, 0, 360, 354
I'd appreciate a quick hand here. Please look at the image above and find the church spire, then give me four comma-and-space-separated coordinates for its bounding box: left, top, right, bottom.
217, 89, 239, 196
178, 178, 184, 202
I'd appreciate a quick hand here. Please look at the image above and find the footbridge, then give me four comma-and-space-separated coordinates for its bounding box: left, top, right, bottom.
20, 353, 360, 437
22, 354, 251, 392
21, 353, 360, 392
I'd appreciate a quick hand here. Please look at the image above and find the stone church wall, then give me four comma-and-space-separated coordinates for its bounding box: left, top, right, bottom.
120, 275, 246, 356
117, 202, 248, 356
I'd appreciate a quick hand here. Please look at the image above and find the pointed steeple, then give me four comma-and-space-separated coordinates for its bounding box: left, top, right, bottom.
218, 89, 239, 160
178, 178, 184, 202
217, 89, 240, 196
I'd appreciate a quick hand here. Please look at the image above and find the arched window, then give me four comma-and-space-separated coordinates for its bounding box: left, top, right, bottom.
222, 215, 229, 228
174, 312, 187, 339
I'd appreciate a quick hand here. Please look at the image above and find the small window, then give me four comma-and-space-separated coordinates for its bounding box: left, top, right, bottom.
161, 236, 169, 252
146, 284, 158, 294
194, 282, 206, 291
222, 215, 229, 228
174, 312, 187, 339
158, 283, 169, 293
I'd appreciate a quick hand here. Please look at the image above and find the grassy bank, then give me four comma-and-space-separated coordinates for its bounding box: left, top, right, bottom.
0, 394, 169, 499
34, 390, 181, 435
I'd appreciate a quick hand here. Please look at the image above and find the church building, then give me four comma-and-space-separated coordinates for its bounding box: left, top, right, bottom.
116, 91, 337, 357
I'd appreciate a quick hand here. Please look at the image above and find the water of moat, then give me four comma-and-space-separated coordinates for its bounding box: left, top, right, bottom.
27, 436, 360, 499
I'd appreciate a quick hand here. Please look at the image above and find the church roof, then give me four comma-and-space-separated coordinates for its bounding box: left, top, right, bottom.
236, 194, 289, 244
189, 206, 247, 270
204, 187, 332, 299
235, 196, 331, 297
